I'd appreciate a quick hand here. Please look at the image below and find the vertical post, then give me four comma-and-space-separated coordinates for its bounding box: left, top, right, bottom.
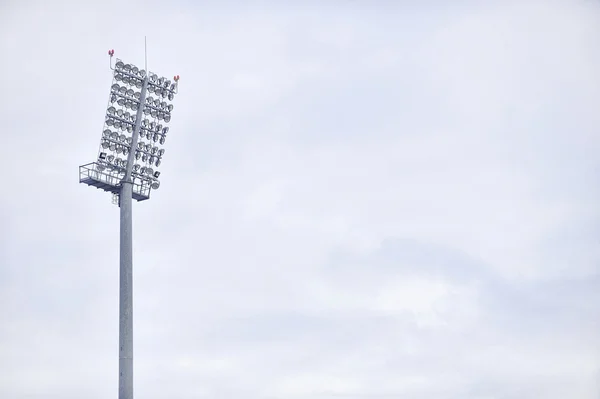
119, 76, 148, 399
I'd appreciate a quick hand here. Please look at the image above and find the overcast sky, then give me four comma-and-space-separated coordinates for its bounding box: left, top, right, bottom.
1, 0, 599, 398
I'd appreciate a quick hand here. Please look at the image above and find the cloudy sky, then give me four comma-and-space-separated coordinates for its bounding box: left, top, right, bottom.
1, 0, 599, 398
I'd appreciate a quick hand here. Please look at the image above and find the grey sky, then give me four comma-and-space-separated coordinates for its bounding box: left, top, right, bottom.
1, 0, 599, 398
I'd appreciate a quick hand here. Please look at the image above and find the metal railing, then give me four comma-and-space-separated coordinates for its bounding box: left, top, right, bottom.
79, 162, 151, 200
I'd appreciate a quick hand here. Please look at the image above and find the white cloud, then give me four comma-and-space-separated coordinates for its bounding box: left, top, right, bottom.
1, 0, 599, 398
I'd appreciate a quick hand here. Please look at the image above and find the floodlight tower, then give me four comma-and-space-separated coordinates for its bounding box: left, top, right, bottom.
79, 49, 179, 399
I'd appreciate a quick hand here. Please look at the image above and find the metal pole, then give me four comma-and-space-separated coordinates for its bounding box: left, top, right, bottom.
119, 76, 148, 399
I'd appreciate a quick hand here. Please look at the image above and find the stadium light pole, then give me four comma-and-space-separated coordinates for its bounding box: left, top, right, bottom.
79, 49, 180, 399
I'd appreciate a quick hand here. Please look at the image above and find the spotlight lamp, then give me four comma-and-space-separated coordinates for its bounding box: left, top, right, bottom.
81, 51, 179, 213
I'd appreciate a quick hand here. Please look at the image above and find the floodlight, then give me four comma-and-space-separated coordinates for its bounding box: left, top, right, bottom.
79, 52, 180, 399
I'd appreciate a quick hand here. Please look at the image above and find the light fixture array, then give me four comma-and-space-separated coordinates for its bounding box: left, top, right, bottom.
96, 59, 178, 190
